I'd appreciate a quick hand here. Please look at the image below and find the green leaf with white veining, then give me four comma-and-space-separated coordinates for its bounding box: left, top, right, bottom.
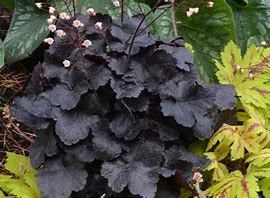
152, 5, 173, 38
0, 40, 4, 68
226, 0, 270, 53
55, 0, 115, 14
110, 2, 173, 38
176, 0, 237, 83
4, 0, 49, 62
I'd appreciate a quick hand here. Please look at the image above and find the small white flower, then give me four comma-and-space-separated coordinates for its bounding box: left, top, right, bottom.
248, 72, 254, 79
193, 172, 203, 183
56, 30, 66, 37
87, 8, 96, 16
48, 24, 57, 32
207, 1, 214, 8
49, 6, 56, 14
73, 20, 84, 28
95, 22, 103, 30
35, 2, 42, 9
261, 41, 267, 46
47, 15, 57, 24
59, 12, 71, 20
47, 18, 54, 24
190, 7, 199, 13
82, 39, 92, 48
240, 68, 244, 73
63, 60, 71, 67
112, 0, 120, 7
43, 38, 54, 45
186, 10, 193, 17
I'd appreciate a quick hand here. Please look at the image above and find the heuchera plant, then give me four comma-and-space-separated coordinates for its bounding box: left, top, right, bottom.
10, 10, 236, 198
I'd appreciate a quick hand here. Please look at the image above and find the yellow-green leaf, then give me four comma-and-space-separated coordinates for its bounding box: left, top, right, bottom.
216, 41, 270, 108
246, 149, 270, 167
5, 152, 34, 178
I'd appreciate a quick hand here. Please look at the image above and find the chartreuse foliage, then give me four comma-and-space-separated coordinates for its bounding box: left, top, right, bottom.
203, 41, 270, 197
0, 152, 40, 198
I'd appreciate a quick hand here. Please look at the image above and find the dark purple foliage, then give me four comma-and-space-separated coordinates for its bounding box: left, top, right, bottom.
11, 13, 236, 198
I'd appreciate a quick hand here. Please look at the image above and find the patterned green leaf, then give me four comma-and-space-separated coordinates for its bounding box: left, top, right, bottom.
5, 152, 35, 178
227, 0, 270, 53
260, 178, 270, 198
207, 170, 260, 198
246, 149, 270, 167
216, 41, 270, 108
4, 0, 49, 62
176, 0, 237, 82
55, 0, 115, 14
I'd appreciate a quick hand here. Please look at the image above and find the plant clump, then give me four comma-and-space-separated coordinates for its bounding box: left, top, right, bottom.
10, 9, 236, 198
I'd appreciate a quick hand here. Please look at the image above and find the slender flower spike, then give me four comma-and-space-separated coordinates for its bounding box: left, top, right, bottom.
87, 8, 96, 16
35, 3, 43, 9
207, 1, 214, 7
63, 60, 71, 67
49, 6, 56, 14
82, 40, 92, 48
73, 20, 84, 28
95, 22, 103, 30
48, 24, 57, 32
43, 38, 54, 45
56, 30, 66, 37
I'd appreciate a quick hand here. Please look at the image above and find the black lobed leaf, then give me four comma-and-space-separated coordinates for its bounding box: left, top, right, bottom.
109, 113, 141, 140
158, 44, 193, 71
163, 146, 209, 179
92, 131, 122, 160
88, 64, 112, 89
30, 129, 58, 168
38, 156, 87, 198
13, 95, 53, 118
110, 77, 144, 99
52, 108, 100, 145
101, 160, 159, 198
10, 96, 52, 129
25, 63, 44, 94
42, 83, 88, 110
65, 144, 96, 163
128, 138, 165, 167
123, 93, 150, 112
160, 81, 226, 139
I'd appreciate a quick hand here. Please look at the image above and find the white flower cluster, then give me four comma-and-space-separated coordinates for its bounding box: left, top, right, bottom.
186, 7, 199, 17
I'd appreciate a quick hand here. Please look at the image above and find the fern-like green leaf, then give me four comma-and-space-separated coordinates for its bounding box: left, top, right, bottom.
204, 152, 229, 181
246, 149, 270, 167
216, 41, 270, 108
5, 152, 35, 178
207, 122, 260, 161
207, 171, 260, 198
0, 153, 40, 198
260, 178, 270, 198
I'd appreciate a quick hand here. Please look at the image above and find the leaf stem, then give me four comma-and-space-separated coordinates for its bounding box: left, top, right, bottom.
127, 0, 162, 59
